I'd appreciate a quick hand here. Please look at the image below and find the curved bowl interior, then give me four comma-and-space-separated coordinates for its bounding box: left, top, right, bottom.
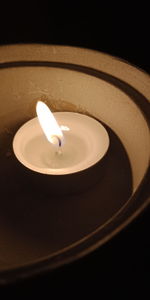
0, 45, 149, 283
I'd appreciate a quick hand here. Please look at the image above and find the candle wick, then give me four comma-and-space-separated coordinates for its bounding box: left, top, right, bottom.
57, 137, 62, 147
51, 135, 62, 147
56, 137, 62, 155
51, 135, 62, 156
56, 148, 62, 156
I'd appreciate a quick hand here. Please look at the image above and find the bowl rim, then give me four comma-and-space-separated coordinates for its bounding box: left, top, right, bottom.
0, 44, 149, 285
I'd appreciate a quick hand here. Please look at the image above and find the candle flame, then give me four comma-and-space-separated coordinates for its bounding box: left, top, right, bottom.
60, 125, 70, 131
36, 101, 64, 147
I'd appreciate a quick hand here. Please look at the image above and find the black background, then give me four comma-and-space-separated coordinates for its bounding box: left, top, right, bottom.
0, 2, 149, 73
0, 1, 149, 296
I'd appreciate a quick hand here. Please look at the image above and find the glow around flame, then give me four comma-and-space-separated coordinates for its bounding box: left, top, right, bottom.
36, 101, 64, 146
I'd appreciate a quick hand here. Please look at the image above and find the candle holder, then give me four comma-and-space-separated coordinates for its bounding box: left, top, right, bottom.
0, 45, 149, 285
13, 111, 110, 195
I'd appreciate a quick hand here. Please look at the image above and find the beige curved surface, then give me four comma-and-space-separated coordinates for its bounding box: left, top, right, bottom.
0, 44, 149, 191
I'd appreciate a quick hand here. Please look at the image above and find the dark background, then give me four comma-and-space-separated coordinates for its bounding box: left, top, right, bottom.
0, 1, 149, 295
0, 2, 149, 73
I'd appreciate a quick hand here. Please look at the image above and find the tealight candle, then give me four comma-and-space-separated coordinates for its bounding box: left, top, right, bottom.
13, 101, 110, 194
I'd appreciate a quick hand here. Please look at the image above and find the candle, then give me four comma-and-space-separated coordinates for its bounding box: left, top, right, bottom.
13, 101, 110, 194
